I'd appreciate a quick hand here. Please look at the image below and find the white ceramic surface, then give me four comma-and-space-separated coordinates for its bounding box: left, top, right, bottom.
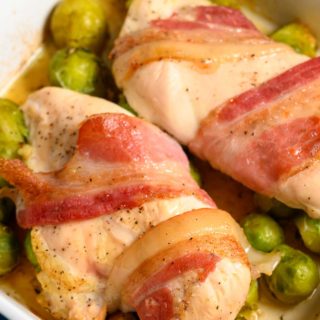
0, 292, 40, 320
0, 0, 59, 94
0, 1, 320, 319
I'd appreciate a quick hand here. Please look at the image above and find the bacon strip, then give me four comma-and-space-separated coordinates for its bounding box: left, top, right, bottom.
133, 252, 218, 303
0, 113, 212, 228
77, 113, 188, 163
217, 57, 320, 123
190, 58, 320, 196
136, 287, 173, 320
112, 6, 273, 86
239, 117, 320, 186
151, 6, 259, 31
134, 252, 218, 320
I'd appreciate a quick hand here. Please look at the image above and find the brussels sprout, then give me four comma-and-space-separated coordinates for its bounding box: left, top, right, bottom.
236, 280, 259, 319
295, 214, 320, 254
126, 0, 133, 8
0, 99, 28, 160
210, 0, 240, 9
254, 194, 295, 218
236, 309, 257, 320
271, 23, 317, 57
49, 48, 101, 94
269, 200, 296, 219
246, 280, 259, 308
0, 178, 7, 188
50, 0, 108, 52
24, 231, 40, 272
189, 162, 202, 186
0, 224, 19, 275
0, 198, 15, 223
0, 99, 28, 186
242, 213, 284, 252
267, 244, 319, 304
118, 94, 138, 115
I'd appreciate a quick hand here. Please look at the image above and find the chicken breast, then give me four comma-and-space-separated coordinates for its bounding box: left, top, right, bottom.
112, 0, 307, 144
4, 90, 213, 320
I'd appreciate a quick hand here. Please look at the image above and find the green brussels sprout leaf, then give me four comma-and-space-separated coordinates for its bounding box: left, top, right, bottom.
271, 23, 317, 57
0, 224, 19, 275
189, 162, 202, 186
246, 280, 259, 308
126, 0, 133, 8
118, 94, 138, 115
24, 230, 40, 272
210, 0, 240, 9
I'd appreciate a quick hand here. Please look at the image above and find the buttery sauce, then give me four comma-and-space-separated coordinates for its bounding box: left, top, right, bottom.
4, 42, 55, 105
1, 5, 320, 320
0, 259, 55, 320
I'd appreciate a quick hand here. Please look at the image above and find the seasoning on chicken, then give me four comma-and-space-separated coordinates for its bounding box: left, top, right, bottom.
22, 86, 131, 172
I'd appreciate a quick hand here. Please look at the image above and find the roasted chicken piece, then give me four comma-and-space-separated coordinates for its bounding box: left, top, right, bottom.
111, 0, 320, 218
112, 0, 307, 144
0, 88, 251, 320
106, 209, 250, 320
0, 112, 212, 319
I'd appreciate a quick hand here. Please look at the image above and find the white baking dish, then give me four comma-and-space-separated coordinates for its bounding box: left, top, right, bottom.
0, 1, 320, 319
